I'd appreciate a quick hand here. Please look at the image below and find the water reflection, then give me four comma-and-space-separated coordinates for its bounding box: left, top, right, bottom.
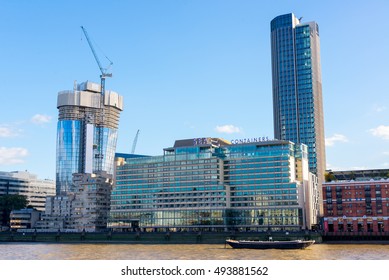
1, 243, 388, 260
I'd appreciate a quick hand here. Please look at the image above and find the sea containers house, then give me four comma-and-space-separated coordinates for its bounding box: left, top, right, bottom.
109, 138, 319, 232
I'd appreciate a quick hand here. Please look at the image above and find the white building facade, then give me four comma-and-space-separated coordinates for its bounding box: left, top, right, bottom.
0, 171, 55, 211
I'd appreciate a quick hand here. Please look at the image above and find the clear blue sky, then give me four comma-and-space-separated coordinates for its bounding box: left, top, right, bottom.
1, 0, 389, 180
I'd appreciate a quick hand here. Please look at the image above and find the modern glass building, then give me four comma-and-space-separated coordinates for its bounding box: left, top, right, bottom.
56, 81, 123, 195
109, 138, 318, 232
270, 13, 326, 199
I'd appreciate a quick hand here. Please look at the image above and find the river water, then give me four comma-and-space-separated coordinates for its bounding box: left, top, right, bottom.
0, 243, 388, 260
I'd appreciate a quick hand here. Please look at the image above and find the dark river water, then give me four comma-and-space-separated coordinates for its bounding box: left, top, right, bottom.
1, 243, 388, 260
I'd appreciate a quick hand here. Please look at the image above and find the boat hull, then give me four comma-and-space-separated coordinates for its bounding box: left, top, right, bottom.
226, 239, 315, 250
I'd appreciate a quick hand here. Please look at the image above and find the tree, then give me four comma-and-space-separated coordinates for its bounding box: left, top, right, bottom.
324, 172, 336, 182
0, 194, 28, 226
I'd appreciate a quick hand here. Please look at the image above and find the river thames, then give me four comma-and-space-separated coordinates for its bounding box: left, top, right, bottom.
1, 243, 389, 260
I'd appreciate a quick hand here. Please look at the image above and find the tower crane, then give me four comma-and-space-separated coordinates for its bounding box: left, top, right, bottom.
80, 26, 113, 97
131, 129, 140, 154
80, 26, 113, 170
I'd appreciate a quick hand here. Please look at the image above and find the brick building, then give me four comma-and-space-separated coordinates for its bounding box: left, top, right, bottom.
323, 179, 389, 233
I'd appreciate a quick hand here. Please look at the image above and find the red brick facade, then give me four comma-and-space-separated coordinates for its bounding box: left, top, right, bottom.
323, 180, 389, 233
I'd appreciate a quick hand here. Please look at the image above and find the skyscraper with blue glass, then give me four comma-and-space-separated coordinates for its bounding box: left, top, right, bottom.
56, 81, 123, 195
271, 13, 326, 197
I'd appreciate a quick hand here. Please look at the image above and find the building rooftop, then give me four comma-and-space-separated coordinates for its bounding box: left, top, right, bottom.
326, 169, 389, 181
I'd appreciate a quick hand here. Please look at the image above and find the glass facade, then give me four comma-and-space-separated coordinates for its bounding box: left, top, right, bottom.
56, 120, 82, 194
110, 139, 316, 232
56, 120, 118, 194
271, 13, 325, 186
94, 127, 118, 175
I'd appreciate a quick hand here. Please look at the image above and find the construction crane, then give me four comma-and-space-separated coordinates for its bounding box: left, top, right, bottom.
80, 26, 113, 170
80, 26, 113, 97
131, 129, 140, 154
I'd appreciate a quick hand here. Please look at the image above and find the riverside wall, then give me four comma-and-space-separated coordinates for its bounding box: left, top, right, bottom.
3, 231, 389, 244
0, 231, 322, 244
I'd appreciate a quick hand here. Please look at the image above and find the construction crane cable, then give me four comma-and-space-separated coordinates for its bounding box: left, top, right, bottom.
80, 26, 113, 78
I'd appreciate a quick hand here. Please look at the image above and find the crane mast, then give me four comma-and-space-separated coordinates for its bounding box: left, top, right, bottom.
80, 26, 113, 171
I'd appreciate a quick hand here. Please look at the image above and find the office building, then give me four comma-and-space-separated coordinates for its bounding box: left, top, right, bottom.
270, 13, 326, 206
10, 208, 41, 231
323, 179, 389, 233
0, 171, 55, 212
109, 137, 319, 232
56, 81, 123, 194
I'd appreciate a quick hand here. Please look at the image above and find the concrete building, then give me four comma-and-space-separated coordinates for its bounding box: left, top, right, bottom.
71, 172, 113, 232
10, 208, 41, 231
35, 194, 75, 231
38, 172, 113, 232
270, 13, 326, 213
323, 179, 389, 233
0, 171, 55, 211
109, 137, 319, 232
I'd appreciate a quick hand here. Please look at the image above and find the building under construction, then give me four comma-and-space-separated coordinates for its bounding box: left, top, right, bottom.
56, 81, 123, 195
36, 81, 124, 232
35, 27, 124, 232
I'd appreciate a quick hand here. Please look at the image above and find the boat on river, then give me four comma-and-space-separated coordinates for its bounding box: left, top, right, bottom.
225, 239, 315, 250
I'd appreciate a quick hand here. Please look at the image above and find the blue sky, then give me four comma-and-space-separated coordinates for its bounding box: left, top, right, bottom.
1, 0, 389, 180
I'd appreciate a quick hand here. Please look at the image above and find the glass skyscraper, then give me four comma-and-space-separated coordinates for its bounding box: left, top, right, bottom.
270, 13, 326, 208
56, 81, 123, 195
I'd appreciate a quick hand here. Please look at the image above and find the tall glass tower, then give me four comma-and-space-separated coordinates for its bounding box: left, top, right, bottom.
56, 81, 123, 195
270, 13, 326, 205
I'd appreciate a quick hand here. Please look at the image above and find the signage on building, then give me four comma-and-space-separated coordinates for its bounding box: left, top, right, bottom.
193, 138, 210, 146
192, 137, 273, 147
230, 137, 271, 145
193, 138, 224, 147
